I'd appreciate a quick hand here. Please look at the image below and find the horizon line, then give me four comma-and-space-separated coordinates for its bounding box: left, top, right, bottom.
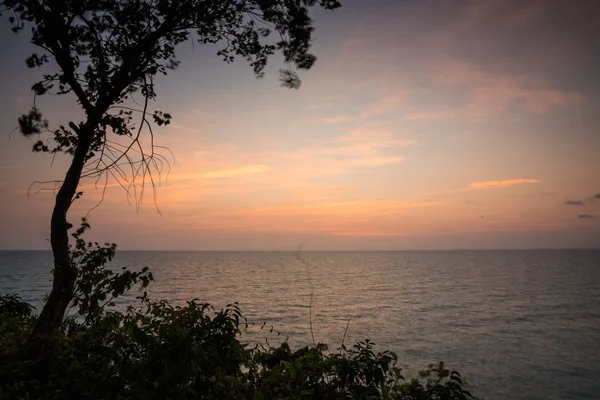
2, 248, 599, 252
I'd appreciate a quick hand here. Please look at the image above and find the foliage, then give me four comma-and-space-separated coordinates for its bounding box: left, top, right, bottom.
68, 218, 154, 324
1, 0, 341, 159
0, 0, 344, 340
0, 226, 480, 399
0, 293, 481, 399
0, 294, 35, 356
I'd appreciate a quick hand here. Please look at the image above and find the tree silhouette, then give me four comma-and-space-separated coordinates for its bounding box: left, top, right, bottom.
0, 0, 341, 351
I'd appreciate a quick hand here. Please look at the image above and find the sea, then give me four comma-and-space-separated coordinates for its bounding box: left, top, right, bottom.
1, 249, 599, 400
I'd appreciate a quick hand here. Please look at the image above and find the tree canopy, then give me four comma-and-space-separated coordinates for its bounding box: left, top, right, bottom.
1, 0, 341, 346
4, 0, 341, 158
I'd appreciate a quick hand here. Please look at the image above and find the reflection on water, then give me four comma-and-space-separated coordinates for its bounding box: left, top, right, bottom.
1, 249, 599, 400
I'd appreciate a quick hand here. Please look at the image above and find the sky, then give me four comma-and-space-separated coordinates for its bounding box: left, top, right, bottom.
0, 0, 599, 250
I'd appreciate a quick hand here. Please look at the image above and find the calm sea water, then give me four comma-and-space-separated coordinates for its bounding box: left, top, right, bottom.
1, 250, 599, 399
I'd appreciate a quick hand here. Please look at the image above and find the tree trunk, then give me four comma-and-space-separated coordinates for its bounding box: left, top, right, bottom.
26, 124, 95, 355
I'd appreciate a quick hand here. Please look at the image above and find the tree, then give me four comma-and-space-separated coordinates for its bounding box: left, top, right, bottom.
0, 0, 341, 350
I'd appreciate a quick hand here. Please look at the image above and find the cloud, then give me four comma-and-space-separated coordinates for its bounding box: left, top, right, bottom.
428, 58, 583, 119
404, 110, 456, 121
341, 156, 403, 168
168, 198, 446, 240
520, 90, 583, 115
362, 95, 405, 118
282, 128, 414, 177
312, 88, 406, 127
425, 0, 599, 77
565, 194, 600, 205
469, 179, 540, 189
334, 129, 414, 154
288, 185, 353, 201
201, 165, 270, 179
468, 78, 582, 119
578, 214, 596, 219
198, 199, 443, 219
564, 200, 584, 206
304, 185, 352, 195
329, 230, 412, 237
321, 115, 354, 124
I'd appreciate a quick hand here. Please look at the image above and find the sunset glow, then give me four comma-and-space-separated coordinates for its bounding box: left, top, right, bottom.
0, 0, 599, 250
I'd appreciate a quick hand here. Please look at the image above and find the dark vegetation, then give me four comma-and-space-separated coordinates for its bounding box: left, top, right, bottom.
1, 0, 480, 398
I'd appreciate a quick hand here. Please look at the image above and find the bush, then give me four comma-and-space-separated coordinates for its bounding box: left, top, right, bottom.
0, 292, 479, 400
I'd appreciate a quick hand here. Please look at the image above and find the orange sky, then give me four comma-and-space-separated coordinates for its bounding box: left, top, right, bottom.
0, 0, 599, 250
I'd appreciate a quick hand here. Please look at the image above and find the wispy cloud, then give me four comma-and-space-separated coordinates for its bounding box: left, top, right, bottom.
421, 178, 542, 197
329, 230, 413, 237
161, 197, 447, 240
191, 199, 443, 219
433, 59, 583, 120
288, 185, 353, 201
578, 214, 596, 219
519, 90, 583, 115
201, 165, 270, 179
332, 129, 413, 156
362, 95, 406, 118
469, 179, 540, 189
314, 130, 413, 158
277, 127, 415, 179
341, 156, 403, 168
564, 200, 584, 206
404, 110, 456, 121
321, 115, 355, 124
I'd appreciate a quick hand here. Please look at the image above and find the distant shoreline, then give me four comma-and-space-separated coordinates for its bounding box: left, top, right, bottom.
2, 248, 599, 252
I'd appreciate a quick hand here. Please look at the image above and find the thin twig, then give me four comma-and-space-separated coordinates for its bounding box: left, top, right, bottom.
296, 245, 316, 346
340, 317, 351, 353
84, 171, 108, 219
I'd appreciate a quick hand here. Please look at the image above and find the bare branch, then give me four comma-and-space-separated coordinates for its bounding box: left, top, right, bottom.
84, 172, 109, 220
